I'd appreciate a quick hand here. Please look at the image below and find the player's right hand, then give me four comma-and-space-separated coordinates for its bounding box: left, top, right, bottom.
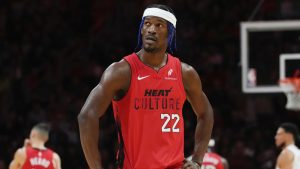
182, 159, 201, 169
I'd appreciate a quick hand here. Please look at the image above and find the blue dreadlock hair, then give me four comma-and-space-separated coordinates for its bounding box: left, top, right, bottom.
135, 4, 177, 54
136, 18, 145, 52
167, 21, 176, 54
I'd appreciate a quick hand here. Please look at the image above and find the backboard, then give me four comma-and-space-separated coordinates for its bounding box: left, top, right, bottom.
240, 20, 300, 93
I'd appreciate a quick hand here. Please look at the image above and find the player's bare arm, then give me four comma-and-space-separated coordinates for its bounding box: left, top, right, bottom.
78, 59, 130, 169
276, 149, 294, 169
222, 157, 229, 169
9, 148, 26, 169
181, 62, 214, 168
53, 152, 62, 169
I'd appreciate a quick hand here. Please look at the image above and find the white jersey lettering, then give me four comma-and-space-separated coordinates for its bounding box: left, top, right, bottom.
30, 157, 50, 168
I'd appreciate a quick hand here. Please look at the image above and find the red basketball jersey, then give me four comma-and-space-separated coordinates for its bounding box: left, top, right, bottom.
22, 146, 54, 169
201, 152, 224, 169
113, 53, 186, 169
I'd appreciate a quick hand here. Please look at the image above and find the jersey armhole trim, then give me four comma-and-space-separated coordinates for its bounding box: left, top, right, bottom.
113, 58, 133, 102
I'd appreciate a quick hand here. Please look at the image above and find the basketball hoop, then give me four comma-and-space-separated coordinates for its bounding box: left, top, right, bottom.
279, 70, 300, 111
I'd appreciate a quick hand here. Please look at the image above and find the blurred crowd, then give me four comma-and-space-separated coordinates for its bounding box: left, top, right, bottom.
0, 0, 300, 169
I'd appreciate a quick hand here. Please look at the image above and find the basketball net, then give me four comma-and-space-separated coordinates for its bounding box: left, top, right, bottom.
279, 70, 300, 111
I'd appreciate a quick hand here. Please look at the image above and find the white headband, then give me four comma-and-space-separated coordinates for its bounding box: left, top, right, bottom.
142, 8, 177, 28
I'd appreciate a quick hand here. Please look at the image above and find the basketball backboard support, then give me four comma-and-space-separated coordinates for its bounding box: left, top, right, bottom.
241, 20, 300, 93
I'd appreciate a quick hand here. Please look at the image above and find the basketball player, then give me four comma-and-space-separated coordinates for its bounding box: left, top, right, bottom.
78, 4, 214, 169
275, 122, 300, 169
9, 123, 61, 169
187, 139, 229, 169
201, 139, 229, 169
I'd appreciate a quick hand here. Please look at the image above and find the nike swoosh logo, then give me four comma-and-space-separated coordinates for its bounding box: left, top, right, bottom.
137, 75, 150, 80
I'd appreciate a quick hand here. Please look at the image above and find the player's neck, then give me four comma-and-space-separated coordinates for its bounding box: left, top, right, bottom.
31, 141, 46, 150
283, 140, 295, 149
137, 49, 168, 70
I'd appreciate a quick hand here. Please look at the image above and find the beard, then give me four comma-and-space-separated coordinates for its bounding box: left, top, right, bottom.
144, 46, 155, 53
143, 44, 165, 53
143, 45, 157, 53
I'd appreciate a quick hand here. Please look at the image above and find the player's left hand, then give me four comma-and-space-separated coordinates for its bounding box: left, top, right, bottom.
182, 159, 201, 169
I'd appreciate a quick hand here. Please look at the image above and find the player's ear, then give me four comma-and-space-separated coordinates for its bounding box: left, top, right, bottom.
30, 130, 36, 138
45, 135, 49, 142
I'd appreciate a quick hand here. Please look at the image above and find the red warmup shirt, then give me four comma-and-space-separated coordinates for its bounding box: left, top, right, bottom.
113, 53, 186, 169
22, 146, 54, 169
202, 152, 225, 169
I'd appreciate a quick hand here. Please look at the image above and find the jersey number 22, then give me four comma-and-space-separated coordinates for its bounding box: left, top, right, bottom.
161, 113, 180, 132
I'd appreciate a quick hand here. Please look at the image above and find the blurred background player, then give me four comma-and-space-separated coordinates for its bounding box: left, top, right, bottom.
9, 123, 61, 169
187, 139, 229, 169
274, 122, 300, 169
